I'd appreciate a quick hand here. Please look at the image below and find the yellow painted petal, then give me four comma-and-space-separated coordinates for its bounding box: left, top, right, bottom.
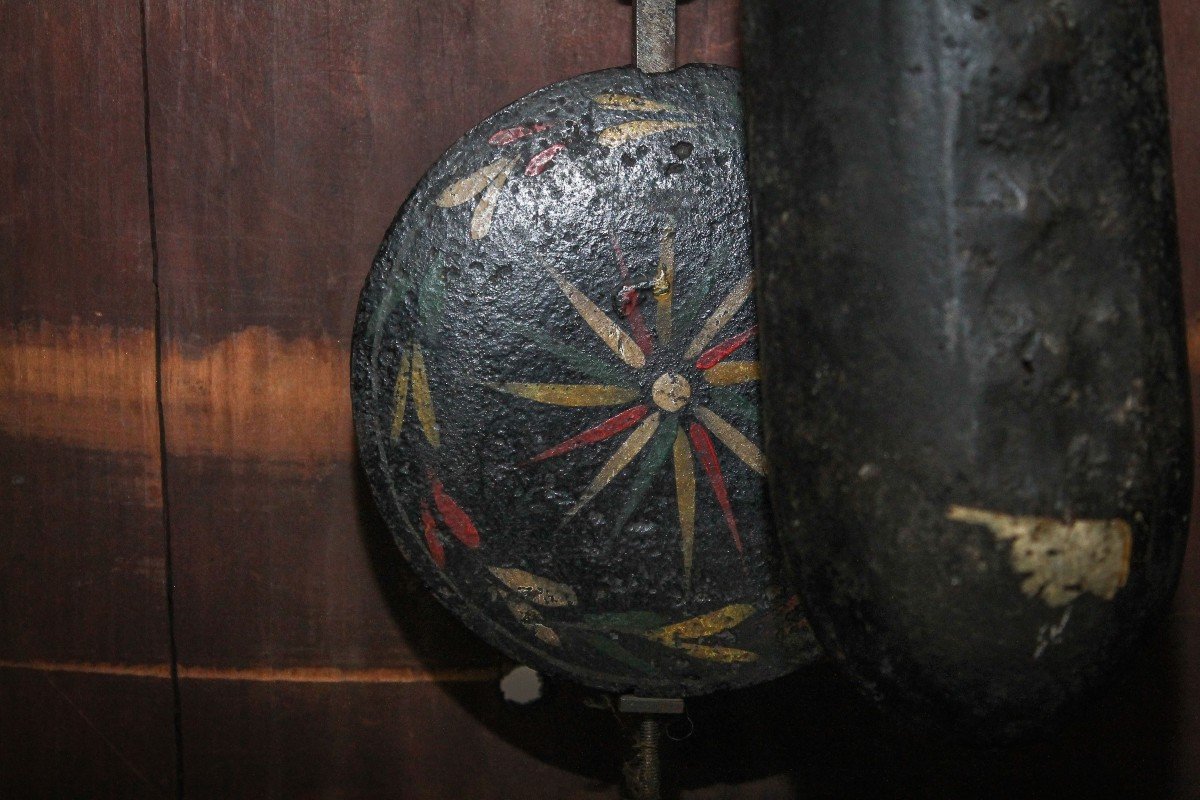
534, 624, 562, 647
505, 599, 543, 625
545, 263, 646, 368
646, 603, 755, 643
703, 361, 760, 386
673, 642, 759, 663
469, 167, 510, 240
693, 406, 765, 475
496, 383, 639, 407
489, 567, 578, 607
597, 120, 693, 146
567, 412, 661, 516
673, 428, 696, 586
436, 156, 516, 207
390, 349, 412, 439
655, 225, 675, 343
410, 343, 439, 448
684, 272, 755, 359
592, 93, 677, 112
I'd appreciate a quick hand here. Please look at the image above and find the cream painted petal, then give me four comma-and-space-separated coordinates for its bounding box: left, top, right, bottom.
684, 272, 755, 359
693, 405, 765, 475
544, 263, 646, 369
567, 412, 662, 517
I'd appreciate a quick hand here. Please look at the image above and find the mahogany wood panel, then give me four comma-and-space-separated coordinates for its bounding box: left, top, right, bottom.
0, 1, 176, 796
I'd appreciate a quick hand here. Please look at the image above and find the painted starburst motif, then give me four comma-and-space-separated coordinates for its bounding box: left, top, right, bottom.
495, 226, 764, 585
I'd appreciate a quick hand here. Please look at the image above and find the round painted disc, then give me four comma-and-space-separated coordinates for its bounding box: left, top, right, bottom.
352, 64, 817, 696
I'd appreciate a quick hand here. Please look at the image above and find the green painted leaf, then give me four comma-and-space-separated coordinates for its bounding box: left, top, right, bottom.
418, 256, 447, 335
672, 263, 717, 342
612, 416, 678, 535
576, 631, 655, 674
580, 610, 669, 633
367, 284, 404, 344
511, 323, 634, 386
705, 387, 760, 425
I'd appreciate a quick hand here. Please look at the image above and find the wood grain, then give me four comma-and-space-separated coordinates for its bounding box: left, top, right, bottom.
0, 1, 175, 796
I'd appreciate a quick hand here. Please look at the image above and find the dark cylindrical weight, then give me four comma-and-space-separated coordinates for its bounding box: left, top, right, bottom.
743, 0, 1191, 737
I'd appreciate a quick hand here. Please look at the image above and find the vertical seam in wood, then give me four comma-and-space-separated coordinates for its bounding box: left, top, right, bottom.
138, 1, 185, 797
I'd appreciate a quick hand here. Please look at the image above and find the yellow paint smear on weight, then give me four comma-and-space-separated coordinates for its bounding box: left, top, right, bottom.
946, 505, 1133, 607
1, 322, 352, 472
0, 659, 497, 685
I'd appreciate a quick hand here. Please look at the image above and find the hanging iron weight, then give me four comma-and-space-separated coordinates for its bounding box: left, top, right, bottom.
352, 2, 819, 698
742, 0, 1191, 737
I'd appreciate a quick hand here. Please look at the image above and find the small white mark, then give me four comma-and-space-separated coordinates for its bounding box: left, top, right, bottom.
500, 665, 543, 705
1034, 606, 1073, 659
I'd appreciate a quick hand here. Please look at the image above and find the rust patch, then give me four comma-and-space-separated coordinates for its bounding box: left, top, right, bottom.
947, 505, 1133, 607
1, 322, 352, 472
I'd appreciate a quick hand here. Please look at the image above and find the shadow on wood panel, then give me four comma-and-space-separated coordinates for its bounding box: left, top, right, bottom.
352, 439, 1189, 798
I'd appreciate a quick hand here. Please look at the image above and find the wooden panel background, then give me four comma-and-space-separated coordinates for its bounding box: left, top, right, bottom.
0, 1, 1196, 797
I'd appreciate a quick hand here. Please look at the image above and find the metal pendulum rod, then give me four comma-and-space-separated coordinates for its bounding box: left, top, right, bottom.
623, 716, 662, 800
635, 0, 677, 73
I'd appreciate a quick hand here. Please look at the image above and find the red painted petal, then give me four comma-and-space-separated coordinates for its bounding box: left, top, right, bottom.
525, 405, 650, 465
610, 236, 653, 356
696, 325, 758, 370
420, 500, 446, 568
688, 422, 743, 553
489, 126, 528, 146
430, 473, 482, 548
489, 122, 552, 146
525, 142, 566, 176
621, 294, 654, 357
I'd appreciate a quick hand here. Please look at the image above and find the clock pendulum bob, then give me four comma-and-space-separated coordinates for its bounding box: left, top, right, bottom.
351, 1, 819, 794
